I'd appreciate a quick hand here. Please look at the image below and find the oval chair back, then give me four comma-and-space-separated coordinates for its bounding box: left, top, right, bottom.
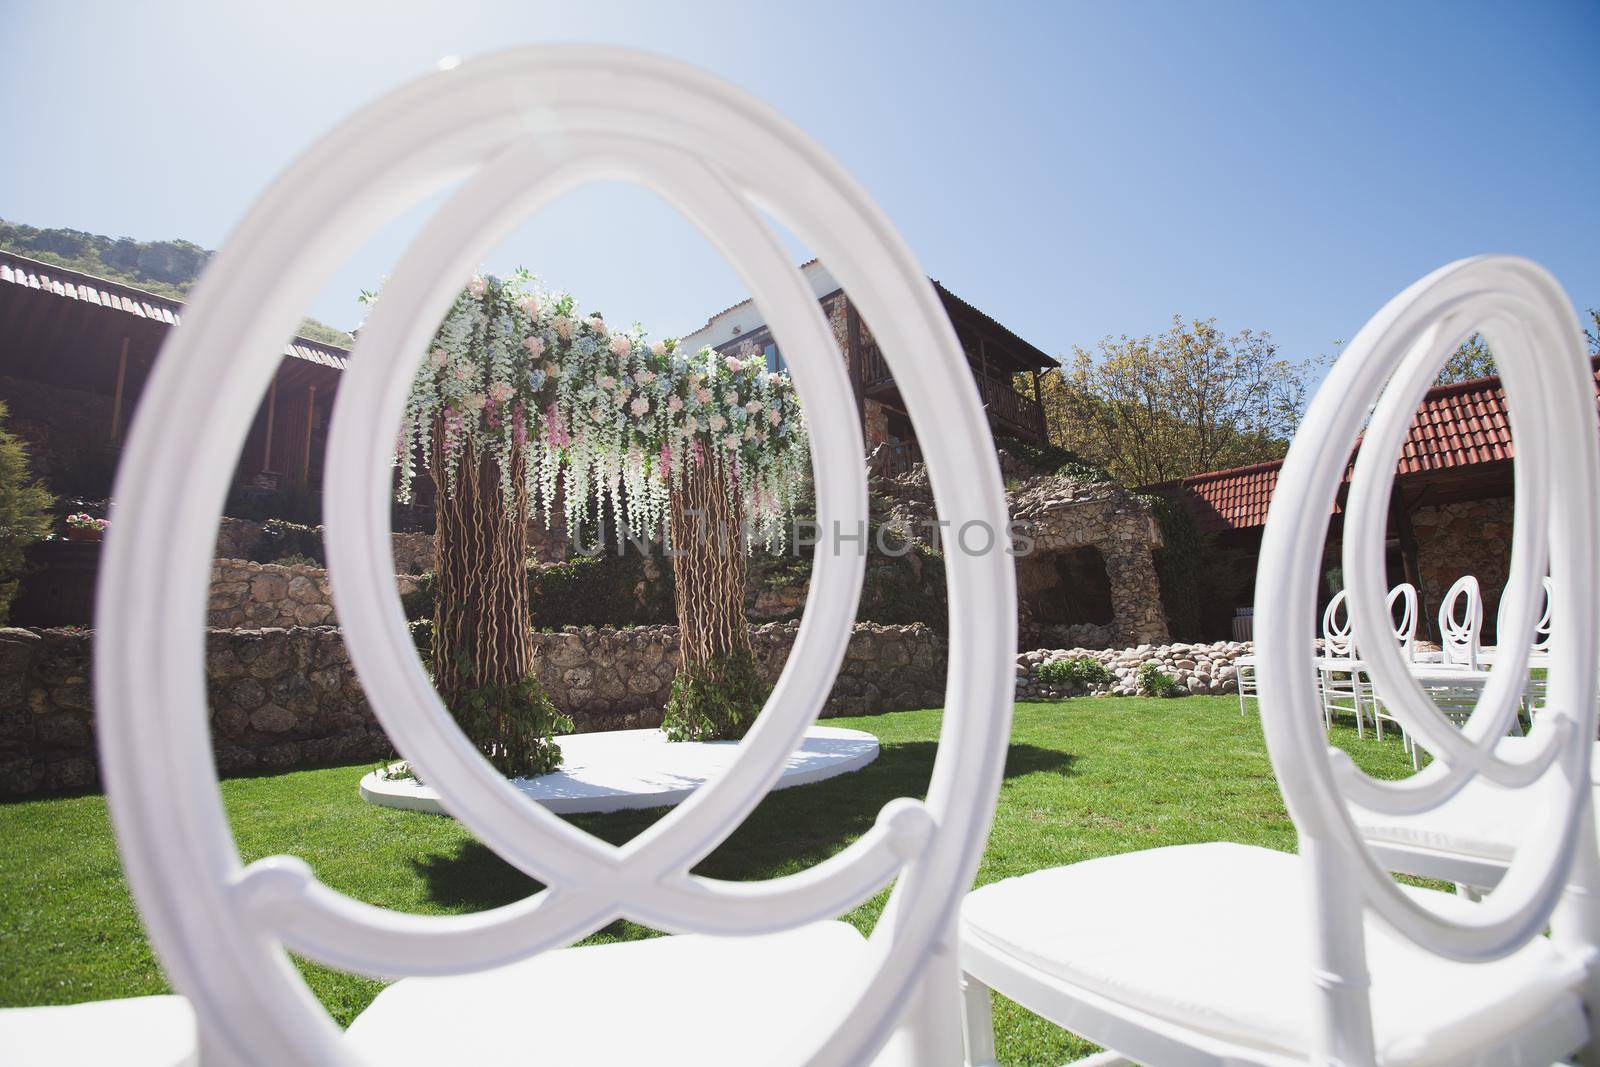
1255, 256, 1600, 1066
1388, 582, 1419, 662
1438, 574, 1484, 668
90, 47, 1016, 1067
1497, 575, 1554, 655
1322, 589, 1355, 660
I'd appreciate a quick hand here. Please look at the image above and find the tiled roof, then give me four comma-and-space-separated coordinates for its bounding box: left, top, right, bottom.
1147, 362, 1600, 532
0, 249, 350, 371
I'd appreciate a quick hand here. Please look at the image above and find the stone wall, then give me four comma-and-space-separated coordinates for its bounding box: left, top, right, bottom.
1015, 640, 1249, 700
533, 621, 946, 731
1411, 497, 1511, 641
0, 626, 389, 795
0, 621, 945, 795
207, 560, 421, 629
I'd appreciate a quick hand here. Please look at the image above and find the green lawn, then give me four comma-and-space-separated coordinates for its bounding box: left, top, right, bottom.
0, 696, 1417, 1065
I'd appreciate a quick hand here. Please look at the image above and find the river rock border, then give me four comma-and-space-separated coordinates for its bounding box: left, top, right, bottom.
1016, 640, 1251, 700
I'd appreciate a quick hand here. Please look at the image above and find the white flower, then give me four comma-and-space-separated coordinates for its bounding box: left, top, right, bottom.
630, 397, 649, 417
587, 316, 609, 337
462, 392, 487, 413
709, 414, 726, 432
609, 334, 632, 358
467, 275, 488, 298
650, 340, 668, 357
684, 416, 699, 434
519, 294, 539, 316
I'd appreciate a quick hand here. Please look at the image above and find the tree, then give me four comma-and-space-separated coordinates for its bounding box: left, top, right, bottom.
396, 274, 808, 765
0, 403, 55, 623
1040, 316, 1313, 486
1434, 333, 1496, 385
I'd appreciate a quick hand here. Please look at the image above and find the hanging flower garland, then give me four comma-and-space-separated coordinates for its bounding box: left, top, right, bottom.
393, 271, 811, 550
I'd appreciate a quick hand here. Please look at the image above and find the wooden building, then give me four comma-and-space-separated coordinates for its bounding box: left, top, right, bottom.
0, 249, 348, 501
681, 260, 1058, 475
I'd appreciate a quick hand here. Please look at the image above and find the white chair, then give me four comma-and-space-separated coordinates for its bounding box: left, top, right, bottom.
1317, 590, 1368, 735
959, 255, 1600, 1066
1370, 583, 1418, 742
91, 47, 1016, 1067
1437, 574, 1484, 669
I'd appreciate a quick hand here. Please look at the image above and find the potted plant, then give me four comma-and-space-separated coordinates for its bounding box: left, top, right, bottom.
64, 513, 108, 542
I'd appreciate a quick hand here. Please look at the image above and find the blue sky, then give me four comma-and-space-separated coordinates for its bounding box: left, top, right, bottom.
4, 1, 1596, 376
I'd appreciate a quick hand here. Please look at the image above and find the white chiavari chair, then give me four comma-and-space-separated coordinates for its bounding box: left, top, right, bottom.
959, 255, 1600, 1067
90, 47, 1016, 1067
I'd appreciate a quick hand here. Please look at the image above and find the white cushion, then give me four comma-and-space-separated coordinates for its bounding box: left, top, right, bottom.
1352, 739, 1600, 862
0, 995, 197, 1067
345, 921, 913, 1066
961, 842, 1586, 1067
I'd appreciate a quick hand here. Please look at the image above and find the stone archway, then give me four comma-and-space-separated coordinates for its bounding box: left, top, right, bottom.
1010, 478, 1169, 649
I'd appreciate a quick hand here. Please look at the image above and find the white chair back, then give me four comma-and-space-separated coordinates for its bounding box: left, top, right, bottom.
1497, 575, 1554, 654
1388, 582, 1419, 662
1322, 589, 1355, 659
91, 47, 1016, 1067
1255, 256, 1600, 1066
1438, 574, 1484, 668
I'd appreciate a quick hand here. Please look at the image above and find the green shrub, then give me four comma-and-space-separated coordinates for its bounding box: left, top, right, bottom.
1137, 662, 1180, 698
662, 648, 767, 742
253, 518, 323, 566
0, 403, 54, 623
448, 662, 573, 778
527, 552, 675, 629
1036, 656, 1113, 689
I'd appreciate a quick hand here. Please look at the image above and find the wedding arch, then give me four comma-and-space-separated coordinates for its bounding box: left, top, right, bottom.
395, 271, 812, 771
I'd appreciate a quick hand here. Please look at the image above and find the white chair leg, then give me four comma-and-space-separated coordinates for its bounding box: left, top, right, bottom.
960, 972, 999, 1067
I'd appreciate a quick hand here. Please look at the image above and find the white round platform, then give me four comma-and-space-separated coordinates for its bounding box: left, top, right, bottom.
360, 725, 880, 816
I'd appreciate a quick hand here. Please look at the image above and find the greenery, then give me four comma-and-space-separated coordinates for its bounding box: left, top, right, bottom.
1137, 491, 1207, 641
1138, 662, 1180, 698
0, 219, 353, 347
1437, 312, 1600, 385
661, 648, 767, 742
992, 434, 1116, 484
0, 697, 1420, 1063
255, 518, 324, 566
0, 403, 54, 623
1035, 656, 1113, 689
447, 663, 573, 778
1040, 316, 1316, 486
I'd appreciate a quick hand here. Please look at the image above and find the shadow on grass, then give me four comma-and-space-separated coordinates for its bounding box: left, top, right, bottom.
410, 740, 1075, 912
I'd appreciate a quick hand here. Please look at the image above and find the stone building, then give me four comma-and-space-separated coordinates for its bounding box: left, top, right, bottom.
1145, 364, 1600, 642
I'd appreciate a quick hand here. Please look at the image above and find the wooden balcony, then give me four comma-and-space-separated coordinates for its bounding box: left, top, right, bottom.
855, 337, 1046, 442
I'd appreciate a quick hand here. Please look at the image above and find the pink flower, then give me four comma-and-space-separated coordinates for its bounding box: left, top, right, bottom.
467, 275, 488, 298
488, 381, 514, 404
553, 316, 573, 340
452, 363, 474, 381
658, 440, 673, 477
744, 400, 760, 414
694, 387, 712, 405
708, 414, 726, 432
600, 375, 617, 391
650, 341, 668, 357
523, 336, 545, 357
767, 372, 783, 385
587, 316, 608, 336
636, 369, 655, 385
724, 356, 743, 373
430, 348, 449, 368
630, 397, 649, 417
666, 395, 683, 413
722, 433, 740, 450
462, 392, 487, 414
518, 294, 539, 316
768, 408, 781, 426
609, 335, 631, 358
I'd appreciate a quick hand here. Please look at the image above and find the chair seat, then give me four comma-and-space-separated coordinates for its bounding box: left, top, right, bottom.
345, 921, 913, 1066
0, 995, 197, 1067
961, 842, 1587, 1066
1352, 739, 1600, 863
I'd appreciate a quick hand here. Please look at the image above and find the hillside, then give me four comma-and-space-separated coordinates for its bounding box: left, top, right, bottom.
0, 219, 353, 347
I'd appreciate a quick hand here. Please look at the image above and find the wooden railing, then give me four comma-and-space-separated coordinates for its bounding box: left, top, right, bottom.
854, 339, 1046, 441
869, 439, 924, 478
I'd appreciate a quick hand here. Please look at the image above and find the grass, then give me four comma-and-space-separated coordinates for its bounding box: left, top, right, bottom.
0, 696, 1418, 1064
